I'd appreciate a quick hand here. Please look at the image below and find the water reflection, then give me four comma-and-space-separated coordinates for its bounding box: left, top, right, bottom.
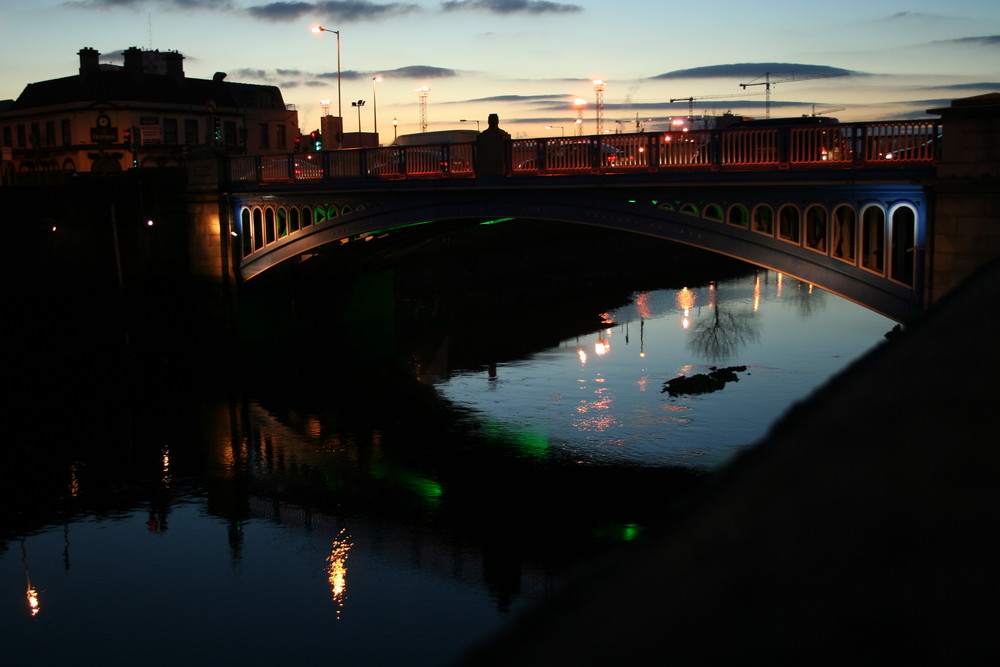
435, 270, 893, 468
1, 265, 894, 665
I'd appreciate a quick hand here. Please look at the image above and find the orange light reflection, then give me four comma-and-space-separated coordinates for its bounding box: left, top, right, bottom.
327, 528, 353, 620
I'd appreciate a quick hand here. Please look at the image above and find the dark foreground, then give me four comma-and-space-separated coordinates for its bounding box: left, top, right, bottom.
459, 260, 1000, 665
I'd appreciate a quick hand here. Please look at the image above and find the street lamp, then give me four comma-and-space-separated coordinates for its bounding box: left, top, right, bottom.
372, 75, 382, 143
311, 25, 341, 119
392, 117, 398, 141
352, 100, 365, 134
460, 119, 480, 131
546, 125, 564, 136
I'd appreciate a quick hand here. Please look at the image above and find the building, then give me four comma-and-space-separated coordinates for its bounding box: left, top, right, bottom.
0, 47, 299, 183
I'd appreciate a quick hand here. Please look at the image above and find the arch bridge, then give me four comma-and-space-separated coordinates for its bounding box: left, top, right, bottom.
226, 120, 942, 322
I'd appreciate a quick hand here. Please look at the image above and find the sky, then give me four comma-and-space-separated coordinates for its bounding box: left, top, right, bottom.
2, 0, 999, 139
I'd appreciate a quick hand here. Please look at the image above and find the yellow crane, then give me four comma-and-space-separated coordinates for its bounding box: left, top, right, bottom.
739, 72, 849, 118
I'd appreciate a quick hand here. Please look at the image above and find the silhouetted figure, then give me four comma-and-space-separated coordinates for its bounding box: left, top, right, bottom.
476, 113, 510, 177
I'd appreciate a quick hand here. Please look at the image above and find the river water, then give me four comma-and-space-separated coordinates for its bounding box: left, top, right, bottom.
1, 243, 895, 665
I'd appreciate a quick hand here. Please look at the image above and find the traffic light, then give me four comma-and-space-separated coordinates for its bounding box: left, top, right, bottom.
123, 128, 132, 149
293, 136, 302, 152
310, 130, 322, 151
212, 116, 222, 144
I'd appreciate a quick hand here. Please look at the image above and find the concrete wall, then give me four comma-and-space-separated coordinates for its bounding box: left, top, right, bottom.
929, 93, 1000, 304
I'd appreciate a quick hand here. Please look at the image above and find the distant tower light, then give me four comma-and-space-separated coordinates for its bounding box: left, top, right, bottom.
416, 86, 430, 132
592, 80, 607, 135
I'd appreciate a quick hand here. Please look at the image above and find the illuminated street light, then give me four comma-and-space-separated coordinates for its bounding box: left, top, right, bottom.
392, 117, 398, 141
546, 125, 565, 136
311, 26, 342, 119
460, 119, 480, 131
352, 99, 365, 134
593, 80, 607, 135
372, 75, 382, 143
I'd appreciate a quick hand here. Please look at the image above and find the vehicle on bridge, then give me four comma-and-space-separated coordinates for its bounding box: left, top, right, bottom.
392, 129, 479, 146
720, 116, 850, 163
367, 145, 474, 177
513, 138, 623, 172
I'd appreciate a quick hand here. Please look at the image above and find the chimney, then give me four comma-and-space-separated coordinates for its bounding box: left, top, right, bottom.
78, 47, 100, 83
123, 46, 144, 83
163, 51, 185, 85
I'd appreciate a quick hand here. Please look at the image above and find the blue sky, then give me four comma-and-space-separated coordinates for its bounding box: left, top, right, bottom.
2, 0, 998, 139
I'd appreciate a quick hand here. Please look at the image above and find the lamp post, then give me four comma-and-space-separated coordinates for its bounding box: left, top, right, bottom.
546, 125, 564, 136
311, 26, 341, 119
352, 100, 365, 134
460, 119, 480, 131
372, 75, 382, 143
392, 117, 398, 141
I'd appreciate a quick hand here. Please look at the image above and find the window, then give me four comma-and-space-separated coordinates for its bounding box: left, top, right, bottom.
259, 123, 270, 148
2, 126, 11, 148
61, 119, 72, 146
45, 121, 56, 147
184, 119, 199, 145
277, 125, 287, 149
16, 124, 26, 148
163, 118, 179, 144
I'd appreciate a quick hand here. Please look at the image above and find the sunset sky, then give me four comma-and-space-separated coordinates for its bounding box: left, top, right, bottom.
2, 0, 998, 139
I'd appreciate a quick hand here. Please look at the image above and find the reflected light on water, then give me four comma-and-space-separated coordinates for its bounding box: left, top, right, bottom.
161, 447, 171, 488
21, 541, 40, 617
326, 528, 353, 620
577, 347, 588, 365
635, 292, 652, 319
676, 287, 696, 329
754, 274, 762, 312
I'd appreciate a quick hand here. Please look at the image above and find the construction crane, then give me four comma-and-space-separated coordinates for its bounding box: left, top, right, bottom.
670, 90, 766, 118
811, 105, 845, 117
739, 72, 849, 118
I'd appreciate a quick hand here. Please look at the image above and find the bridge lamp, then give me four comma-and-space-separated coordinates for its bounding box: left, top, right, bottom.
352, 100, 366, 134
372, 75, 382, 143
392, 117, 398, 140
311, 25, 342, 119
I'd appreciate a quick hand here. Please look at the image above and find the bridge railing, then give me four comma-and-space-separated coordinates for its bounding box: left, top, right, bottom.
227, 120, 941, 185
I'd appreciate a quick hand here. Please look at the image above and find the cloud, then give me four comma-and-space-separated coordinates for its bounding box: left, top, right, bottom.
930, 35, 1000, 47
245, 1, 420, 21
380, 65, 459, 79
651, 63, 858, 80
63, 0, 234, 8
441, 0, 582, 15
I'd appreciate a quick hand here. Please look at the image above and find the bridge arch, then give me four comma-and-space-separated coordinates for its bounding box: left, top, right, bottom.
231, 182, 929, 322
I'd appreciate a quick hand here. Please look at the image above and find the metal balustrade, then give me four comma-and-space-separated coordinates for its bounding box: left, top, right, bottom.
227, 120, 941, 184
